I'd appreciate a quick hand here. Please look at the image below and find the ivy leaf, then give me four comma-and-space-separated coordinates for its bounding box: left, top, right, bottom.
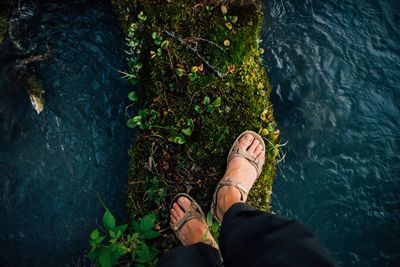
203, 96, 210, 105
175, 68, 185, 77
213, 96, 222, 107
128, 91, 138, 102
103, 209, 116, 231
181, 128, 192, 136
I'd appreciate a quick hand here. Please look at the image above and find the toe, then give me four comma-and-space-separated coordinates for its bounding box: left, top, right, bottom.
238, 133, 254, 150
173, 203, 184, 217
178, 197, 191, 212
254, 144, 264, 158
171, 208, 179, 220
247, 139, 260, 154
170, 214, 177, 225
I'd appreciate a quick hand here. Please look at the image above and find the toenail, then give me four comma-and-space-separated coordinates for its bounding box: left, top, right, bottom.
245, 134, 252, 140
178, 197, 184, 204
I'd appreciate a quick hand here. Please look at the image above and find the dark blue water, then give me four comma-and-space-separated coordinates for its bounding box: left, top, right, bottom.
0, 1, 132, 266
262, 0, 400, 266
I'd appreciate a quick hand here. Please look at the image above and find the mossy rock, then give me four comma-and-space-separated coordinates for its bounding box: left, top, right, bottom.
112, 0, 279, 250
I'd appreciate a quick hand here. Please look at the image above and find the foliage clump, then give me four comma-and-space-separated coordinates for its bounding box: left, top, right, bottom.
111, 0, 280, 255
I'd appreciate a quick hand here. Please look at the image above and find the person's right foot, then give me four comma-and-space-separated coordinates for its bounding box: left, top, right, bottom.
215, 133, 265, 220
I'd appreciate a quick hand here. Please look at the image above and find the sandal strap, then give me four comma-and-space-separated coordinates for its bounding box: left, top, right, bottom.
171, 203, 204, 232
217, 178, 250, 199
211, 178, 250, 222
229, 146, 261, 174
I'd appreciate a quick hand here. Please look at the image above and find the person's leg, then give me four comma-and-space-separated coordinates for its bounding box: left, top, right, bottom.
219, 203, 337, 267
213, 132, 336, 266
157, 196, 222, 267
157, 243, 221, 267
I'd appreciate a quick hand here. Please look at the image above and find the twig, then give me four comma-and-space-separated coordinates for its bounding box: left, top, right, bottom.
186, 36, 226, 51
164, 31, 225, 79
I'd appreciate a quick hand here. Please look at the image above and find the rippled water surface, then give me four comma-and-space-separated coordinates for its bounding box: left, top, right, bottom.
262, 0, 400, 266
0, 1, 131, 266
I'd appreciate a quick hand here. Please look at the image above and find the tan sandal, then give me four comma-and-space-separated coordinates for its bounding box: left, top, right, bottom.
210, 131, 266, 222
170, 193, 217, 248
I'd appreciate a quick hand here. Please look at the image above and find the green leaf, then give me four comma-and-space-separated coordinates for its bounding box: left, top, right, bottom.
173, 135, 186, 145
109, 230, 116, 239
126, 116, 142, 128
143, 229, 160, 240
128, 232, 140, 242
90, 229, 100, 240
98, 248, 116, 267
175, 68, 185, 77
115, 224, 128, 235
181, 128, 192, 136
87, 247, 102, 261
111, 243, 127, 258
156, 47, 162, 56
187, 118, 194, 129
128, 91, 138, 102
129, 77, 139, 85
188, 72, 199, 81
151, 32, 158, 39
203, 96, 210, 105
206, 105, 214, 114
154, 39, 162, 46
266, 123, 274, 132
103, 209, 116, 231
136, 242, 150, 263
160, 40, 170, 49
194, 105, 202, 114
138, 11, 147, 21
206, 212, 213, 226
213, 96, 222, 107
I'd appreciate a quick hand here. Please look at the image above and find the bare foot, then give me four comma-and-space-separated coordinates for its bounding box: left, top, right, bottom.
170, 196, 218, 249
215, 133, 265, 220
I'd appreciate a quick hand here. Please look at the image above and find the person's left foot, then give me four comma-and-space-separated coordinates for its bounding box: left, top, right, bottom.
170, 196, 218, 249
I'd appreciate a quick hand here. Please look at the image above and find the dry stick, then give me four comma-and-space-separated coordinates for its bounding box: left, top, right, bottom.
164, 31, 225, 79
186, 36, 226, 52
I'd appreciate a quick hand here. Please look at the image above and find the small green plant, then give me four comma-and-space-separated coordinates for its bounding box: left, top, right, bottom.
194, 96, 222, 115
145, 176, 167, 205
87, 208, 160, 267
126, 109, 160, 129
206, 211, 220, 242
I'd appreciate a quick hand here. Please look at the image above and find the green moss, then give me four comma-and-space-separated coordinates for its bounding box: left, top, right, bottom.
0, 13, 8, 45
112, 0, 280, 245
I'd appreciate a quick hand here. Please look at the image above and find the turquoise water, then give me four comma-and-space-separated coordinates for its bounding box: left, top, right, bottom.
0, 1, 132, 265
262, 0, 400, 266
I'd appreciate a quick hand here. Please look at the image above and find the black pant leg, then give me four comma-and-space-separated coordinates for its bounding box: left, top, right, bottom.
219, 203, 337, 267
157, 242, 222, 267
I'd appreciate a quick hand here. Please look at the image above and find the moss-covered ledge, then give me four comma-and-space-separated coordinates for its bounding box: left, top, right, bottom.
112, 0, 280, 247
